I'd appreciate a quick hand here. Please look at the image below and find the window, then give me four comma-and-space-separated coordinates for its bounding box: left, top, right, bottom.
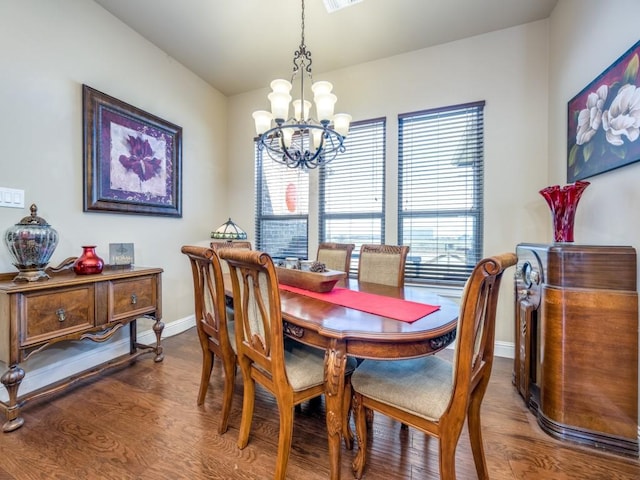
319, 118, 386, 272
398, 101, 485, 286
255, 143, 309, 261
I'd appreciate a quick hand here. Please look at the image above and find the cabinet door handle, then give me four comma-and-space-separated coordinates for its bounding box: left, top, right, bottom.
130, 294, 137, 305
56, 308, 66, 322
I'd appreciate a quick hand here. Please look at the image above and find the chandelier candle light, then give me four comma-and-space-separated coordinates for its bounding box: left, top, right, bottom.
252, 0, 351, 170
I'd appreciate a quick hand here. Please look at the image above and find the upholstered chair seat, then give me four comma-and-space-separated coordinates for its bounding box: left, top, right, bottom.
351, 356, 453, 421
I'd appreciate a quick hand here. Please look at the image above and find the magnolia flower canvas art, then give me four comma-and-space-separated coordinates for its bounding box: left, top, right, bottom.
567, 39, 640, 182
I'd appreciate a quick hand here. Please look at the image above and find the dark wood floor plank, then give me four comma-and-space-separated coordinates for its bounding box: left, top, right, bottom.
0, 327, 638, 479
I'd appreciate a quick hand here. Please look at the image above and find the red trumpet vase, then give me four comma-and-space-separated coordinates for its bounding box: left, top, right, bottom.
539, 181, 590, 243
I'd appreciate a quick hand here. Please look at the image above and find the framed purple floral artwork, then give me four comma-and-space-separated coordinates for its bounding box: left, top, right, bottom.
567, 39, 640, 182
82, 85, 182, 217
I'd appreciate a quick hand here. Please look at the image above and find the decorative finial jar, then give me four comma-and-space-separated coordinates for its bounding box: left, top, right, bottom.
3, 204, 59, 282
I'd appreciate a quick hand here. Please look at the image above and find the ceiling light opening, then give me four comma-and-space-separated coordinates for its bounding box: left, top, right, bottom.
323, 0, 364, 14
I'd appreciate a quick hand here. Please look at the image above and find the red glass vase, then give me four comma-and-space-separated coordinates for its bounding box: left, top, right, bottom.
539, 181, 590, 243
73, 245, 104, 275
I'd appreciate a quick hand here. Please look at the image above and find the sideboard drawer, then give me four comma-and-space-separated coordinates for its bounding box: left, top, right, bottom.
21, 286, 95, 346
111, 276, 157, 320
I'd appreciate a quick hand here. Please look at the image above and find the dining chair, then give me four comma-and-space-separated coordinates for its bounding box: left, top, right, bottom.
181, 245, 237, 435
357, 244, 410, 287
350, 252, 517, 480
218, 248, 357, 480
210, 240, 252, 320
317, 242, 355, 287
316, 242, 355, 272
210, 240, 252, 252
210, 240, 252, 273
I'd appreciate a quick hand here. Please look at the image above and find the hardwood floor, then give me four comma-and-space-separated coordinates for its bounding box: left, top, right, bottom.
0, 327, 638, 479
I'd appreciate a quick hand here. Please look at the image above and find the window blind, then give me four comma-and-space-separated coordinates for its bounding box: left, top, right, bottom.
398, 101, 485, 286
319, 118, 386, 273
255, 143, 309, 261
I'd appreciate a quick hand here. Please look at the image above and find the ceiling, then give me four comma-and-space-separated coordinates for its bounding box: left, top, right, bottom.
93, 0, 558, 97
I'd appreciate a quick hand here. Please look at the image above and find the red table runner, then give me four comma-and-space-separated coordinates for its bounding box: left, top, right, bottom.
279, 284, 440, 323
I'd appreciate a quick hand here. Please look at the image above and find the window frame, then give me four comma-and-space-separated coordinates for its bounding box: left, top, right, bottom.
254, 141, 309, 262
398, 101, 485, 287
318, 117, 387, 273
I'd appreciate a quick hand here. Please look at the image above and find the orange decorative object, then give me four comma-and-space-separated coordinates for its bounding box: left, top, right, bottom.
285, 183, 297, 212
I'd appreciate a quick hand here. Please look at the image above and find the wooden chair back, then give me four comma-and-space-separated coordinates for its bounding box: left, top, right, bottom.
210, 240, 252, 272
218, 248, 329, 480
351, 252, 517, 479
316, 242, 355, 273
209, 240, 252, 317
357, 244, 410, 287
317, 242, 355, 287
209, 240, 252, 251
219, 249, 286, 378
180, 245, 237, 434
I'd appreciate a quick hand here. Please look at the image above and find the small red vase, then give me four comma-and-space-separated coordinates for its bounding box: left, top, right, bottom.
73, 246, 104, 275
539, 181, 590, 243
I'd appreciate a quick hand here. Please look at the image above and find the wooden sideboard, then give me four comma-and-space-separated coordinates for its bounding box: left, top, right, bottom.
514, 243, 638, 456
0, 265, 163, 432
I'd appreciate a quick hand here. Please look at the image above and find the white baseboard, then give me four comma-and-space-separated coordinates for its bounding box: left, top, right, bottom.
495, 340, 515, 359
0, 314, 196, 403
444, 339, 515, 360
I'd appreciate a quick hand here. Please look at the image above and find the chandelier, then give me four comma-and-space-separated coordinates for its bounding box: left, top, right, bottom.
252, 0, 351, 170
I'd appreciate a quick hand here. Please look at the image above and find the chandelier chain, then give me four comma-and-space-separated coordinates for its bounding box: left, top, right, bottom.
252, 0, 350, 170
301, 0, 305, 48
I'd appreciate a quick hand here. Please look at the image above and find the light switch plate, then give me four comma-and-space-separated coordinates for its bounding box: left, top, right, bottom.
0, 187, 25, 209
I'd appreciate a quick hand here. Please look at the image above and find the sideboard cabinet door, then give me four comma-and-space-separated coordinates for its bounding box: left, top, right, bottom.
514, 243, 638, 457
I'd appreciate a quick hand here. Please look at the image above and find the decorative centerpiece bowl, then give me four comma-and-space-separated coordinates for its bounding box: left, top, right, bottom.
276, 267, 346, 293
3, 204, 58, 282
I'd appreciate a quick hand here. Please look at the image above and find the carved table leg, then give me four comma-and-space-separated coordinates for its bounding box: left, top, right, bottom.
152, 317, 165, 363
324, 339, 347, 480
1, 364, 25, 432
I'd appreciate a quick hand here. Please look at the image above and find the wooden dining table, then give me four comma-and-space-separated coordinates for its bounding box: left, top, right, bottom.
225, 275, 459, 480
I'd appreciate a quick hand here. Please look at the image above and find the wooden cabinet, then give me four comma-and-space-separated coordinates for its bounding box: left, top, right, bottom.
0, 266, 163, 432
514, 244, 638, 456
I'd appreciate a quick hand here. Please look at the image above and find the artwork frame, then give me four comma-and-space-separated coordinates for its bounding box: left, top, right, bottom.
567, 39, 640, 182
83, 85, 182, 217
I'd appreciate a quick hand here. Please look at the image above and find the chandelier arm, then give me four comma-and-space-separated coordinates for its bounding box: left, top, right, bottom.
258, 123, 346, 170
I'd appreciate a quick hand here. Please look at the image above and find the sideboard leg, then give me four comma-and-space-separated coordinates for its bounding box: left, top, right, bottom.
129, 319, 138, 354
1, 364, 25, 432
152, 317, 165, 363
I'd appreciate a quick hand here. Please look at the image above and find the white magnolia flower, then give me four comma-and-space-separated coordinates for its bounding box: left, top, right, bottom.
576, 84, 608, 145
602, 83, 640, 146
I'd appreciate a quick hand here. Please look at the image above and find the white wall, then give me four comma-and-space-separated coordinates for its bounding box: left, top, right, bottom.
0, 0, 229, 335
548, 0, 640, 243
227, 20, 551, 347
548, 0, 640, 429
